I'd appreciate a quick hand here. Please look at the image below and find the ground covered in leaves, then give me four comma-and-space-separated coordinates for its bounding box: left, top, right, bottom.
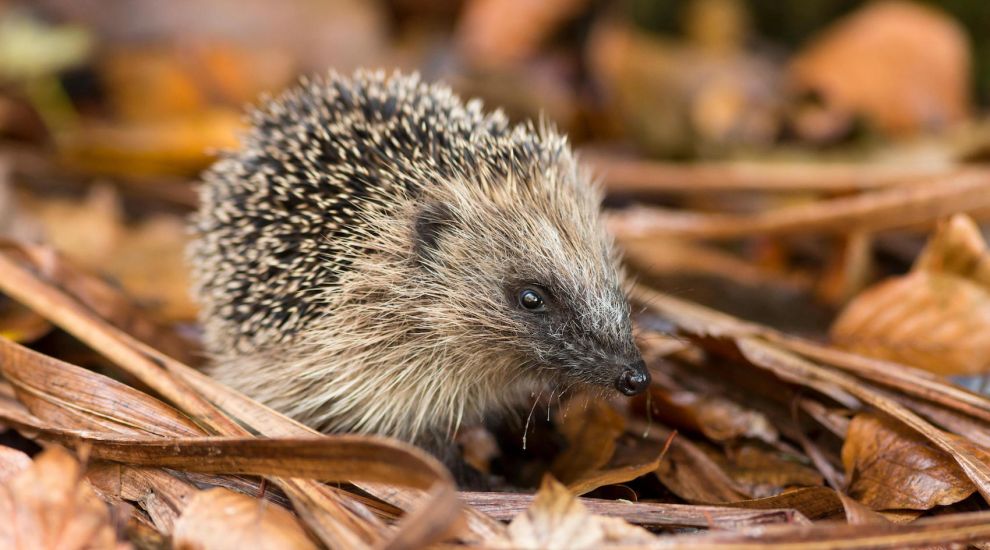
3, 0, 990, 548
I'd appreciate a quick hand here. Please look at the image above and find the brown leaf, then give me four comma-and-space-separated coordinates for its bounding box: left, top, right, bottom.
832, 272, 990, 375
87, 464, 199, 535
0, 300, 50, 343
637, 386, 778, 444
842, 413, 978, 510
565, 436, 669, 497
0, 446, 31, 483
456, 0, 589, 69
835, 491, 891, 525
915, 214, 990, 286
0, 240, 196, 364
59, 111, 243, 177
655, 434, 751, 504
833, 215, 990, 375
724, 487, 845, 522
497, 475, 654, 549
632, 284, 990, 505
0, 446, 122, 550
550, 397, 624, 485
789, 1, 970, 137
17, 188, 197, 323
722, 444, 823, 497
173, 488, 316, 550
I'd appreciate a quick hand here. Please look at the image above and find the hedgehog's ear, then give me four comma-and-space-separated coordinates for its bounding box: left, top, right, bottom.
413, 202, 455, 267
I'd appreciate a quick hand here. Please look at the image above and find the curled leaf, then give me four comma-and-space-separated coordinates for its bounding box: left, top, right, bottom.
173, 488, 316, 550
497, 475, 654, 549
842, 413, 978, 510
0, 446, 122, 550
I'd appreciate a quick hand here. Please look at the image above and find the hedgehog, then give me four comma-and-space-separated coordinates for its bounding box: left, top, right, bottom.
189, 70, 649, 454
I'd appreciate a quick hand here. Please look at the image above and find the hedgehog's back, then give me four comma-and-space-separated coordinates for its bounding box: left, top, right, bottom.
189, 70, 548, 355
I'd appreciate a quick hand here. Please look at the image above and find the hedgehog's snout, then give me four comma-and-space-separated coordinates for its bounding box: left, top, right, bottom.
615, 359, 651, 396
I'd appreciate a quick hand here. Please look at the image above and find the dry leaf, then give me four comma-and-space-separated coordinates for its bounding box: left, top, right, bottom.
655, 434, 751, 504
59, 110, 243, 177
915, 214, 990, 286
0, 446, 122, 550
0, 446, 31, 483
723, 444, 823, 497
497, 475, 654, 549
550, 397, 624, 485
637, 386, 778, 444
565, 436, 669, 497
0, 335, 205, 438
173, 488, 316, 550
632, 284, 990, 506
842, 413, 977, 510
790, 0, 970, 136
833, 215, 990, 375
456, 0, 588, 69
835, 491, 892, 525
17, 188, 196, 322
87, 464, 199, 534
832, 272, 990, 375
587, 19, 781, 156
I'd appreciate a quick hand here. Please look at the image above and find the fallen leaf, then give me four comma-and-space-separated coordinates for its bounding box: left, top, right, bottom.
497, 475, 654, 549
723, 444, 823, 497
637, 386, 779, 444
842, 413, 977, 510
0, 446, 122, 550
87, 464, 199, 535
655, 433, 751, 504
565, 435, 669, 496
173, 488, 316, 550
835, 491, 891, 525
790, 0, 970, 137
915, 214, 990, 286
832, 272, 990, 375
833, 215, 990, 375
550, 397, 624, 485
0, 249, 493, 546
456, 0, 589, 69
0, 446, 31, 483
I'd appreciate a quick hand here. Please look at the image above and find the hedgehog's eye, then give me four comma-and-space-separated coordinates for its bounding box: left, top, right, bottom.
518, 287, 546, 312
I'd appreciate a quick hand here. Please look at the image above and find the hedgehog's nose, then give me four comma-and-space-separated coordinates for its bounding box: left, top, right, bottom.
615, 360, 651, 396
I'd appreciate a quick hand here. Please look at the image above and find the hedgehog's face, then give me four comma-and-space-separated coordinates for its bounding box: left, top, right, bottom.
413, 171, 649, 398
497, 269, 649, 397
